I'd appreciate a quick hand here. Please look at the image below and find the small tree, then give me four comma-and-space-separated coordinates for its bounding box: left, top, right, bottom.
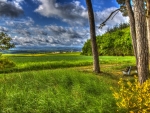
0, 32, 15, 51
0, 32, 15, 69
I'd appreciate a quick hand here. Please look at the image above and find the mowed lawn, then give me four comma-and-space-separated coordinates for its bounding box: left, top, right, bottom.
0, 52, 136, 113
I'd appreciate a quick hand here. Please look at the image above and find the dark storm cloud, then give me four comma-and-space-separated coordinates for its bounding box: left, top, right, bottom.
33, 29, 48, 36
0, 1, 23, 17
15, 29, 31, 36
46, 25, 84, 39
11, 24, 88, 47
39, 31, 48, 36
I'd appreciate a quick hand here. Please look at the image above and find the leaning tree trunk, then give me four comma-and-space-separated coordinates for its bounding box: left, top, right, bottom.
146, 0, 150, 63
133, 0, 149, 84
125, 0, 138, 65
85, 0, 100, 73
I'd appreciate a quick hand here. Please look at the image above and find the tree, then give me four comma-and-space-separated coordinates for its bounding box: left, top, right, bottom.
85, 0, 100, 73
146, 0, 150, 62
0, 32, 15, 51
117, 0, 149, 84
133, 0, 149, 84
116, 0, 149, 84
99, 0, 149, 84
115, 0, 137, 64
125, 0, 137, 64
82, 26, 133, 56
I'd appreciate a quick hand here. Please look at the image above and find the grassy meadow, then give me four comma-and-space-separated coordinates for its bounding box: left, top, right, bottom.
0, 52, 136, 113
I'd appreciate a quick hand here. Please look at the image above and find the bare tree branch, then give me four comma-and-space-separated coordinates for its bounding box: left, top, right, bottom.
99, 8, 120, 29
111, 10, 120, 20
99, 5, 128, 29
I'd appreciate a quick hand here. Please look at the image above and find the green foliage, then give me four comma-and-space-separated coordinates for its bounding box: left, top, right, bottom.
0, 69, 116, 113
0, 32, 15, 51
0, 58, 15, 69
0, 53, 15, 69
80, 40, 92, 55
116, 0, 125, 5
0, 32, 16, 69
82, 26, 133, 56
106, 23, 129, 33
116, 0, 128, 16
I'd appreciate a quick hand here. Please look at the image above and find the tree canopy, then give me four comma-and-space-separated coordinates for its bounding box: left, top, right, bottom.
81, 23, 133, 56
0, 32, 15, 51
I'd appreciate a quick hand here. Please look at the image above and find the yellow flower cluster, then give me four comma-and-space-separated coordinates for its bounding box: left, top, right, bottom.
112, 76, 150, 112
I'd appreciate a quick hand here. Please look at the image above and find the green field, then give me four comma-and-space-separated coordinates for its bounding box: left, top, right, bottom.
1, 53, 136, 73
0, 53, 136, 113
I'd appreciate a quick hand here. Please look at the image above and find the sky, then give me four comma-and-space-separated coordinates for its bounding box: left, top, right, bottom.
0, 0, 128, 50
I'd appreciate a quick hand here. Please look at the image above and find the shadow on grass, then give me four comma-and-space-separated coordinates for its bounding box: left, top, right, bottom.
99, 71, 121, 81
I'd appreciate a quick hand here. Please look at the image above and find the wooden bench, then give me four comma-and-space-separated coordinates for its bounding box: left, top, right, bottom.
122, 66, 137, 75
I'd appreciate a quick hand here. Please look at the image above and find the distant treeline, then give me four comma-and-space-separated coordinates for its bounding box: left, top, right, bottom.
81, 23, 134, 56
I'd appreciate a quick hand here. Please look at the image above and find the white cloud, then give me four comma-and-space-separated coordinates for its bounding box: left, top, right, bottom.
34, 0, 88, 26
5, 17, 34, 28
95, 7, 129, 35
0, 0, 7, 2
3, 17, 87, 47
34, 0, 128, 31
0, 0, 129, 49
2, 6, 129, 48
0, 26, 8, 32
12, 0, 24, 9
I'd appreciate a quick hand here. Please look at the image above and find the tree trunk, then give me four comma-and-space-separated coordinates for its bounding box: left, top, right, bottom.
85, 0, 100, 73
133, 0, 149, 84
146, 0, 150, 63
125, 0, 138, 65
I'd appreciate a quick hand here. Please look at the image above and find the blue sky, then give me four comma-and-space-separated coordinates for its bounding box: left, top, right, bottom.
0, 0, 128, 50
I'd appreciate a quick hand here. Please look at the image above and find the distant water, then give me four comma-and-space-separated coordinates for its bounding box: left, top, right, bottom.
3, 46, 82, 54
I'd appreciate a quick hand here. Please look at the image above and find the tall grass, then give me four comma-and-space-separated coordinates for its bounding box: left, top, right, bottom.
0, 69, 117, 113
0, 53, 136, 112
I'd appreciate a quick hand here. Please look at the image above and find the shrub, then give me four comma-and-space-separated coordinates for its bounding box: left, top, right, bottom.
0, 58, 15, 69
112, 76, 150, 113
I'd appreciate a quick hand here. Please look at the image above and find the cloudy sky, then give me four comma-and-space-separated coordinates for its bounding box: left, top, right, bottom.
0, 0, 128, 50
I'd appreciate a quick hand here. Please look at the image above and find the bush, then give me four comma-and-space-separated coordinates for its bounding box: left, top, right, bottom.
0, 58, 15, 69
112, 76, 150, 112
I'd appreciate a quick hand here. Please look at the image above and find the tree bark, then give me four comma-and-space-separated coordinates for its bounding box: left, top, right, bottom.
125, 0, 138, 65
146, 0, 150, 63
133, 0, 149, 84
86, 0, 100, 73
